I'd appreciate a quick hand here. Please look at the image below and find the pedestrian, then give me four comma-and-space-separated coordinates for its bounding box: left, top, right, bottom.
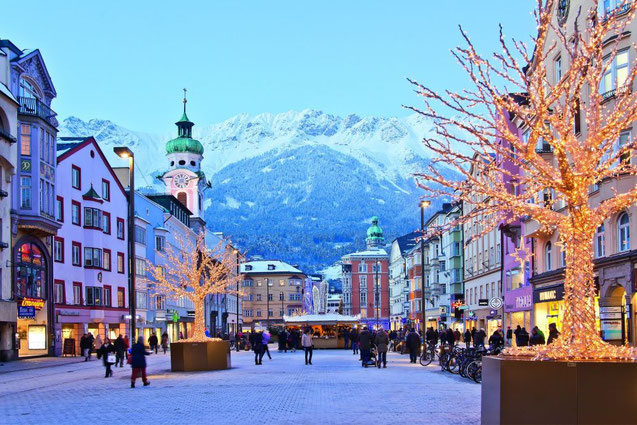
446, 328, 455, 347
114, 334, 126, 367
488, 330, 504, 350
505, 326, 513, 347
87, 332, 95, 360
161, 331, 169, 354
179, 331, 184, 340
359, 327, 373, 365
471, 327, 476, 343
148, 332, 159, 354
278, 328, 288, 352
80, 333, 90, 362
252, 331, 264, 365
547, 323, 560, 345
302, 327, 313, 365
463, 328, 471, 349
375, 328, 389, 368
453, 329, 461, 345
130, 336, 150, 388
406, 328, 421, 364
124, 334, 130, 351
440, 329, 447, 346
514, 325, 522, 346
530, 326, 545, 345
425, 327, 436, 347
94, 334, 103, 355
474, 328, 486, 348
287, 330, 296, 353
518, 327, 530, 346
343, 328, 350, 350
262, 329, 272, 360
350, 328, 360, 355
99, 337, 116, 378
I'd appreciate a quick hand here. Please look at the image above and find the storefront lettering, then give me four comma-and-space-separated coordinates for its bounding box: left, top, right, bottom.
539, 290, 557, 301
515, 294, 532, 309
21, 298, 45, 310
533, 285, 565, 303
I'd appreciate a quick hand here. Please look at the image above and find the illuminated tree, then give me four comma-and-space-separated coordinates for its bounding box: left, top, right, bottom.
147, 234, 241, 342
406, 0, 636, 360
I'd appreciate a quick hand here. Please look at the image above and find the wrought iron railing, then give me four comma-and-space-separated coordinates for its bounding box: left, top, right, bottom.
18, 96, 57, 126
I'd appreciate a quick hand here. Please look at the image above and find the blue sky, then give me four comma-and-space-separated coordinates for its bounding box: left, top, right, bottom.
3, 1, 536, 133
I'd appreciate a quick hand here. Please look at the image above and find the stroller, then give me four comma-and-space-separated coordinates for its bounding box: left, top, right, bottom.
362, 344, 378, 368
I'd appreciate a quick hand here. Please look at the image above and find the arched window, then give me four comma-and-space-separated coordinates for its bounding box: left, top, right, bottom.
177, 192, 187, 208
545, 242, 552, 272
19, 77, 42, 100
595, 224, 605, 258
618, 213, 630, 252
16, 242, 47, 298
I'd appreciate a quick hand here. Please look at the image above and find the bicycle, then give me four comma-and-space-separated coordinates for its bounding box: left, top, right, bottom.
419, 342, 437, 366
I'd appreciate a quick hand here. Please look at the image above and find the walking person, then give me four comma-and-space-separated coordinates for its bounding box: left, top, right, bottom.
518, 327, 530, 346
87, 332, 95, 361
114, 334, 126, 367
94, 334, 103, 356
99, 338, 116, 378
252, 331, 264, 365
463, 328, 471, 349
547, 323, 560, 344
359, 327, 373, 365
445, 328, 455, 347
161, 332, 169, 354
350, 328, 360, 356
80, 334, 90, 362
148, 332, 159, 354
343, 328, 350, 350
514, 325, 522, 346
262, 329, 272, 360
406, 328, 421, 364
474, 328, 486, 348
130, 336, 150, 388
529, 326, 545, 345
505, 326, 513, 347
278, 328, 287, 352
375, 327, 389, 368
302, 328, 313, 365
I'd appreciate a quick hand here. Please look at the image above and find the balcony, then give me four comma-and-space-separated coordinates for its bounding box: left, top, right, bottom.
535, 143, 553, 154
18, 96, 57, 126
601, 2, 632, 22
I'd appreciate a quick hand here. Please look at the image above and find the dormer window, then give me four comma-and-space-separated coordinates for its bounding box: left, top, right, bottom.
268, 264, 276, 271
245, 265, 253, 271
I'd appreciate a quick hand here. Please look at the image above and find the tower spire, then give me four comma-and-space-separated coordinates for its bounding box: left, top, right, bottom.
183, 88, 187, 114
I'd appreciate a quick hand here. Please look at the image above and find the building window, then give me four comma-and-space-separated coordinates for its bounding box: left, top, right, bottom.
242, 280, 253, 287
55, 196, 64, 222
117, 218, 125, 239
71, 165, 81, 190
135, 257, 146, 277
279, 292, 284, 301
101, 179, 110, 201
117, 252, 125, 273
256, 294, 262, 301
155, 236, 165, 252
561, 246, 566, 267
117, 287, 125, 308
53, 237, 64, 262
83, 207, 102, 229
601, 49, 629, 96
555, 56, 562, 84
177, 192, 187, 208
103, 249, 111, 271
360, 292, 367, 305
102, 212, 111, 234
72, 242, 82, 266
71, 201, 81, 225
54, 280, 65, 304
103, 286, 112, 307
20, 124, 31, 156
545, 242, 552, 272
20, 177, 31, 209
135, 291, 147, 309
617, 131, 631, 165
595, 225, 605, 258
618, 213, 630, 252
267, 293, 273, 301
84, 247, 102, 268
154, 294, 165, 310
135, 225, 146, 244
73, 282, 82, 305
256, 310, 262, 317
86, 287, 103, 306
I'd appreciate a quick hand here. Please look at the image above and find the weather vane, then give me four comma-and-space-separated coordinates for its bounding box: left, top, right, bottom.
183, 88, 187, 113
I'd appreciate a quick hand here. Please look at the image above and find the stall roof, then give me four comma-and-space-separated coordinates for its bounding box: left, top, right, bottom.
283, 313, 361, 325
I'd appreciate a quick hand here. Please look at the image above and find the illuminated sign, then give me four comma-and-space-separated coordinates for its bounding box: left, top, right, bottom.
515, 294, 532, 309
21, 298, 45, 310
533, 285, 564, 303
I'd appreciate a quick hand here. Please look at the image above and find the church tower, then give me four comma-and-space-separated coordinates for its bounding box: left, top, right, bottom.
160, 90, 210, 234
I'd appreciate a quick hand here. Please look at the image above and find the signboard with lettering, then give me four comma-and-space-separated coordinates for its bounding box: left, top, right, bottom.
478, 299, 489, 307
18, 306, 35, 319
533, 285, 565, 303
21, 298, 45, 310
20, 159, 31, 173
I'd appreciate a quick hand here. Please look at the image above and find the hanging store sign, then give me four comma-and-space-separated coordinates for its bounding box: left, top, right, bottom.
18, 306, 35, 319
21, 298, 45, 310
488, 297, 503, 309
533, 284, 564, 303
478, 299, 489, 306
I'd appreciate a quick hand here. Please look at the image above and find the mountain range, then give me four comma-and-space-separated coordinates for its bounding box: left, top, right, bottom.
60, 109, 452, 273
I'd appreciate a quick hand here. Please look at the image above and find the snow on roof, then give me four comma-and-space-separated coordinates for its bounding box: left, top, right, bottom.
241, 260, 303, 274
283, 313, 360, 324
342, 248, 388, 259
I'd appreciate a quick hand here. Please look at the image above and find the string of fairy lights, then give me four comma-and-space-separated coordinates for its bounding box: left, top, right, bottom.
406, 0, 637, 360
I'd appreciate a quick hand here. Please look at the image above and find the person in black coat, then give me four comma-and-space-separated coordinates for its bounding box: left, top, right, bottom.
463, 329, 472, 349
80, 334, 90, 362
279, 329, 288, 352
358, 327, 373, 364
517, 327, 530, 346
425, 327, 436, 346
514, 325, 522, 346
406, 328, 421, 364
252, 331, 264, 365
114, 335, 126, 367
99, 338, 116, 378
529, 327, 545, 345
446, 328, 455, 347
350, 329, 360, 355
488, 330, 504, 350
130, 336, 150, 388
474, 329, 486, 347
148, 333, 159, 354
547, 323, 560, 345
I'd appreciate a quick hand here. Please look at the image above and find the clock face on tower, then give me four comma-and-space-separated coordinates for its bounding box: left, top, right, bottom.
173, 173, 190, 188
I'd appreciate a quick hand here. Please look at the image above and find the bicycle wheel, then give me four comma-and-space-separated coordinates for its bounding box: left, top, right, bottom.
473, 364, 482, 383
466, 360, 479, 380
419, 350, 433, 366
447, 355, 459, 373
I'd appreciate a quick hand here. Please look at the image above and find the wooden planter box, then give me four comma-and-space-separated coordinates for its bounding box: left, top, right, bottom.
482, 356, 637, 425
170, 340, 231, 372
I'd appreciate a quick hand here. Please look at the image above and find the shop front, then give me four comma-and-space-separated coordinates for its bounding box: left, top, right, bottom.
597, 258, 635, 346
15, 240, 54, 358
504, 285, 533, 333
533, 283, 565, 338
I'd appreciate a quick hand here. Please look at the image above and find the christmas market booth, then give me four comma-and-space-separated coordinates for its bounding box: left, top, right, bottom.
283, 313, 361, 349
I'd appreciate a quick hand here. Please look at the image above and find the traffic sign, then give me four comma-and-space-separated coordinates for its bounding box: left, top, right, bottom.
489, 297, 503, 309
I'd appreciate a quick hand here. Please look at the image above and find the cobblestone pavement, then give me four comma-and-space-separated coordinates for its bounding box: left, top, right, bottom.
0, 347, 480, 424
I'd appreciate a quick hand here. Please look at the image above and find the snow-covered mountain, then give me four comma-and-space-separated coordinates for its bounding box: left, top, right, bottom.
59, 110, 448, 271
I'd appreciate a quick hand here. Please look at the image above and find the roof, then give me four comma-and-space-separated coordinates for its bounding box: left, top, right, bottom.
393, 231, 421, 253
57, 137, 91, 156
241, 260, 304, 275
283, 313, 361, 325
342, 248, 388, 259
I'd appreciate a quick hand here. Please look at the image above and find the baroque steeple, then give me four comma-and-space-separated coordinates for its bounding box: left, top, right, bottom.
166, 89, 204, 155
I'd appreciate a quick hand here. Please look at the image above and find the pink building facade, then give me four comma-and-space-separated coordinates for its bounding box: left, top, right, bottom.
52, 137, 128, 355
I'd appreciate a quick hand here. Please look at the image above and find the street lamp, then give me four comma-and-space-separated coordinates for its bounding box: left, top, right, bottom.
114, 146, 136, 341
266, 279, 272, 328
280, 291, 284, 322
234, 249, 240, 335
420, 200, 431, 337
375, 259, 380, 330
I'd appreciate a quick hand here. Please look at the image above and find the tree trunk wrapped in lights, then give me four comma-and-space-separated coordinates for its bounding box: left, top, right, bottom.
147, 234, 241, 342
406, 0, 636, 360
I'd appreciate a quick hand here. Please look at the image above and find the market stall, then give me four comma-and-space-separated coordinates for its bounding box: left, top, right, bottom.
283, 313, 361, 349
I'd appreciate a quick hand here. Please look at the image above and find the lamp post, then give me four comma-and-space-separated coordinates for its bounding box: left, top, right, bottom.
375, 259, 380, 330
266, 279, 271, 328
114, 147, 136, 341
234, 249, 240, 334
280, 291, 284, 321
420, 200, 431, 337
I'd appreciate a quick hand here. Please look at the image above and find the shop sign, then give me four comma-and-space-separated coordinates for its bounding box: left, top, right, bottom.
489, 297, 503, 309
58, 310, 80, 316
18, 306, 35, 319
458, 305, 469, 310
187, 310, 195, 317
478, 299, 489, 306
515, 294, 532, 309
533, 285, 564, 303
21, 298, 45, 310
600, 319, 623, 341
